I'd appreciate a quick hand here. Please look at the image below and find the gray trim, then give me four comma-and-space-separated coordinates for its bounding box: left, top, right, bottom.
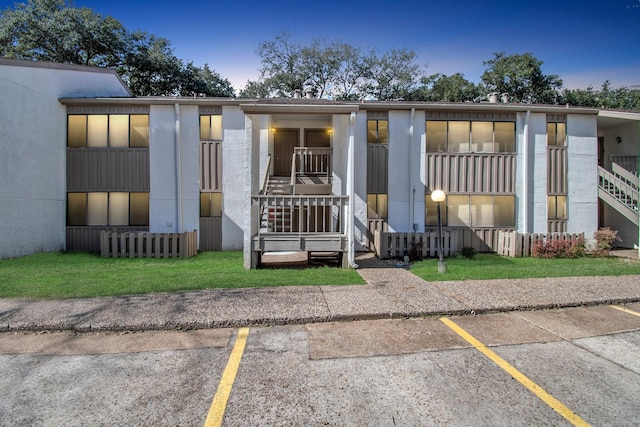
367, 111, 389, 120
426, 111, 516, 121
67, 105, 150, 114
199, 106, 223, 114
547, 113, 567, 122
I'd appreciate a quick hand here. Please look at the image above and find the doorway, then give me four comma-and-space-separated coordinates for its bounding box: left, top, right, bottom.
274, 129, 299, 176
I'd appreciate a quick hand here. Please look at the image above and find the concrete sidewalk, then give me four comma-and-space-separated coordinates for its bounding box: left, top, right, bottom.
1, 253, 639, 332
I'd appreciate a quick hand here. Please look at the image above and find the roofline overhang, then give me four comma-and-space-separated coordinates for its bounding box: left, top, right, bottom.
59, 97, 245, 106
240, 103, 360, 115
360, 101, 599, 115
598, 109, 640, 121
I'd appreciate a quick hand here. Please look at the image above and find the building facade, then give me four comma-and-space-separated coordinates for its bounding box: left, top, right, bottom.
1, 58, 638, 265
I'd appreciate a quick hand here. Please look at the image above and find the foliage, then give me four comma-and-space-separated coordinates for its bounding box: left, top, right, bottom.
560, 81, 640, 111
481, 52, 563, 104
242, 32, 422, 100
460, 247, 476, 259
0, 0, 235, 97
592, 227, 621, 257
408, 73, 482, 102
532, 238, 586, 259
0, 251, 364, 299
410, 253, 640, 282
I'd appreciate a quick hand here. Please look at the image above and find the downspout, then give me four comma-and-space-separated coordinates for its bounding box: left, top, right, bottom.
174, 103, 183, 232
409, 108, 415, 231
523, 110, 531, 234
347, 111, 357, 268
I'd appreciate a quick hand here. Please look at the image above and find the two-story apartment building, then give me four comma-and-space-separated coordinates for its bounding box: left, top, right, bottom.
1, 58, 638, 267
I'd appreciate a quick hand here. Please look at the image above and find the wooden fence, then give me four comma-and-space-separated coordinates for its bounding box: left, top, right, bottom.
496, 230, 584, 258
374, 230, 458, 259
100, 230, 198, 258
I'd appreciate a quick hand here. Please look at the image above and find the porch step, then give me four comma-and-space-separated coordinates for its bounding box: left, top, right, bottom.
266, 176, 292, 195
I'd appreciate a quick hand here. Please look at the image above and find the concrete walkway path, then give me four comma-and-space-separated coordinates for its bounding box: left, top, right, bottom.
1, 253, 639, 332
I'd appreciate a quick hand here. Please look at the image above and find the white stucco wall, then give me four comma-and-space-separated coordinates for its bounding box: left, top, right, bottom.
222, 106, 247, 250
351, 112, 368, 250
566, 114, 598, 236
0, 60, 129, 258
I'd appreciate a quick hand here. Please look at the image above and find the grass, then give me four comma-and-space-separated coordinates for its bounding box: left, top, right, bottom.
411, 253, 640, 282
0, 251, 364, 299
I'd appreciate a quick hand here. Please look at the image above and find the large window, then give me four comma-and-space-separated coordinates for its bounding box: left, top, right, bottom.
426, 195, 515, 227
200, 115, 222, 141
426, 121, 515, 153
367, 119, 388, 144
67, 192, 149, 226
67, 115, 149, 148
367, 194, 388, 219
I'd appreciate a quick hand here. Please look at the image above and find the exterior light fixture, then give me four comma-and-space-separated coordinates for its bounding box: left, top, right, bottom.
616, 136, 622, 144
271, 127, 276, 135
430, 190, 447, 273
327, 128, 333, 136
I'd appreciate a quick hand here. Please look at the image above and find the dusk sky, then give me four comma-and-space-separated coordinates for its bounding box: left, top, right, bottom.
2, 0, 639, 91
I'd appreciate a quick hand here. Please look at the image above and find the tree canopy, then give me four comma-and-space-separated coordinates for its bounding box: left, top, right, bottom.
0, 0, 234, 97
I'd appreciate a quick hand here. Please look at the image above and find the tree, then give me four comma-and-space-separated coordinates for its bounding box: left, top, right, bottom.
409, 73, 482, 102
362, 48, 421, 101
560, 81, 640, 110
481, 52, 563, 104
0, 0, 235, 97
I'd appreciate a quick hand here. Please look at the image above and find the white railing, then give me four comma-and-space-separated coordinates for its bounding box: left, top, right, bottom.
599, 166, 639, 211
253, 195, 348, 235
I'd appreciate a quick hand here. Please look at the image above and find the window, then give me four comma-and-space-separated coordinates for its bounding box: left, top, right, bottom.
548, 195, 567, 220
427, 195, 515, 227
367, 194, 388, 219
426, 120, 515, 153
367, 119, 388, 144
67, 192, 149, 226
200, 115, 222, 140
547, 122, 566, 146
67, 115, 149, 148
200, 192, 222, 217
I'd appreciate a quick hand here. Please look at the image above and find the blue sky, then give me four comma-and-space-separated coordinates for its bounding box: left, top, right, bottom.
2, 0, 639, 91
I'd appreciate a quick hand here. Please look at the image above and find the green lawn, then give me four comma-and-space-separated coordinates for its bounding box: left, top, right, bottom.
411, 253, 640, 282
0, 251, 364, 299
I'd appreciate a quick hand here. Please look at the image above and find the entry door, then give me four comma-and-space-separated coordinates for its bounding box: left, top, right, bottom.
274, 129, 298, 176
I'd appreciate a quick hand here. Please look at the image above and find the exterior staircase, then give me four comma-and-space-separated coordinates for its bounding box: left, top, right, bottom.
598, 163, 639, 226
261, 176, 292, 232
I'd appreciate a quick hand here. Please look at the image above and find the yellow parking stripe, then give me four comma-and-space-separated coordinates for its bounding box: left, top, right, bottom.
609, 305, 640, 317
440, 317, 590, 427
204, 327, 250, 427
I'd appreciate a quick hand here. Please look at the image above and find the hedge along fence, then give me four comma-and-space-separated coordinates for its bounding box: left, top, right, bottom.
100, 230, 198, 259
374, 230, 458, 260
496, 230, 585, 258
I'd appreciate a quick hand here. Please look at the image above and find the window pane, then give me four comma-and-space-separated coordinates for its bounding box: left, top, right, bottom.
130, 115, 149, 148
425, 196, 440, 226
67, 193, 87, 225
211, 192, 222, 217
426, 121, 447, 152
471, 195, 494, 226
447, 195, 470, 226
471, 122, 493, 153
547, 195, 556, 219
367, 120, 377, 144
200, 115, 211, 140
448, 122, 470, 153
87, 115, 108, 147
211, 115, 222, 140
200, 193, 211, 217
109, 192, 129, 225
377, 194, 388, 219
494, 195, 515, 226
367, 194, 387, 218
557, 195, 567, 219
129, 192, 149, 226
109, 115, 129, 147
495, 122, 515, 152
67, 115, 87, 147
377, 120, 388, 144
556, 123, 566, 146
87, 192, 108, 225
547, 123, 557, 146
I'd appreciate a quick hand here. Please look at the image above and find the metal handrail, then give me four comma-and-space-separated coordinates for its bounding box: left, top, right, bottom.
260, 154, 272, 195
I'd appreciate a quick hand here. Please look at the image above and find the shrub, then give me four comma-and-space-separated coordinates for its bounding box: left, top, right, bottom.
460, 246, 476, 259
532, 237, 586, 258
592, 227, 621, 257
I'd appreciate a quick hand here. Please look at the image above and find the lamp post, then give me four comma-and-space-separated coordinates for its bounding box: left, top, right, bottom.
430, 190, 447, 273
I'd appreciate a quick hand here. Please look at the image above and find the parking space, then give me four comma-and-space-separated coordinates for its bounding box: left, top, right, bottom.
1, 304, 639, 426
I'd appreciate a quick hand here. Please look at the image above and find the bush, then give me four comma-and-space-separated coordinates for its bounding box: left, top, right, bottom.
460, 246, 476, 259
592, 227, 621, 257
532, 238, 586, 258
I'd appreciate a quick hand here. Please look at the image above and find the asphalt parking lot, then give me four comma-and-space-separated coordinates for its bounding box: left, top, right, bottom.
1, 303, 639, 426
